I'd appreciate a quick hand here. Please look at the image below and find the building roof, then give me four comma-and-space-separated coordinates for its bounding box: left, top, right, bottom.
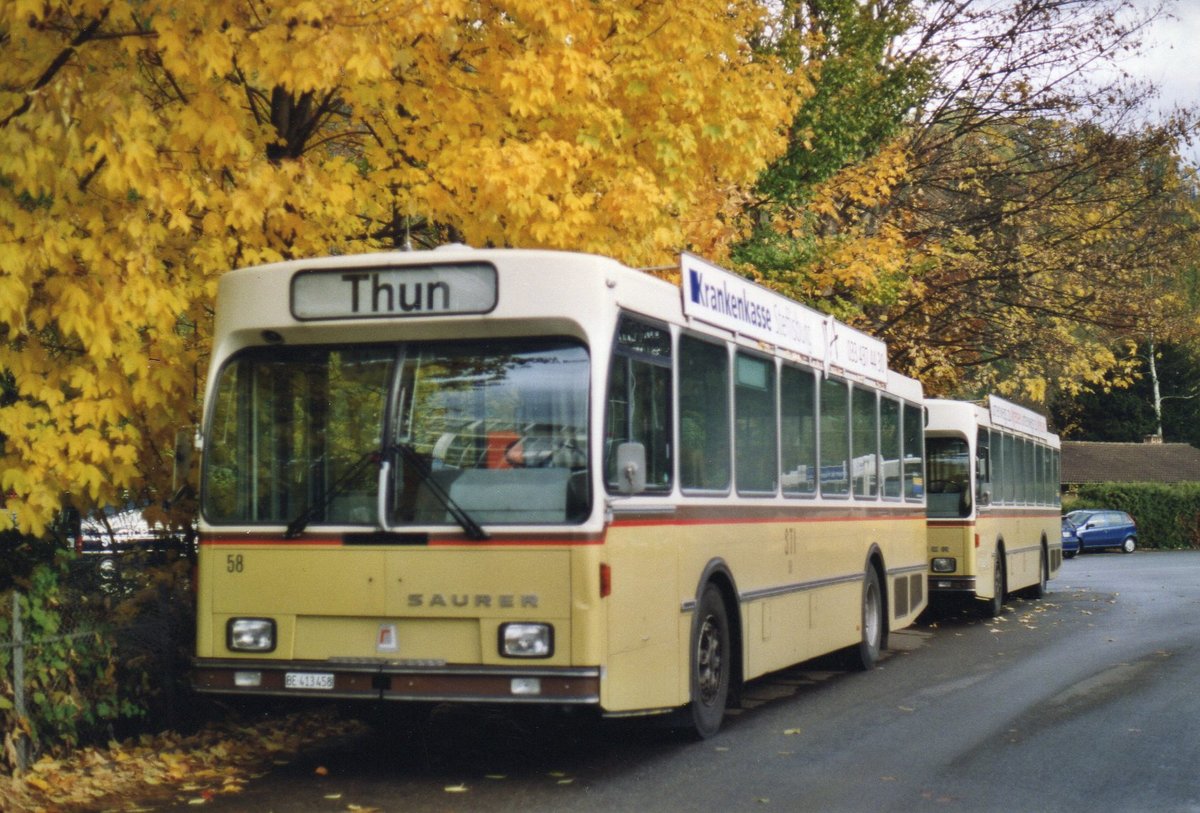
1060, 440, 1200, 485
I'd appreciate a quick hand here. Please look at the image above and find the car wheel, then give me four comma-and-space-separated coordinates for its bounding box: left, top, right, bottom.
1121, 536, 1136, 554
687, 584, 731, 739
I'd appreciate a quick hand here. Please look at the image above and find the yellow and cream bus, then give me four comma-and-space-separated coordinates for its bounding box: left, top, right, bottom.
191, 247, 928, 737
925, 396, 1062, 616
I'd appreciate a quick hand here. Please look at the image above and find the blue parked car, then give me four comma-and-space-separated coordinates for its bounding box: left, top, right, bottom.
1062, 509, 1138, 557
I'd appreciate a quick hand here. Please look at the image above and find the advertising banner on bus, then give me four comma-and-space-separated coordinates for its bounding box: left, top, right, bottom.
681, 253, 887, 383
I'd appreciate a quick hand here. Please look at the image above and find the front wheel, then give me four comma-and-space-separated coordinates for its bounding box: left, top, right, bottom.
687, 584, 731, 739
1121, 536, 1136, 554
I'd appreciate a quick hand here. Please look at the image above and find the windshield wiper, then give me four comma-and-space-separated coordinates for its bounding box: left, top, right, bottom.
284, 448, 383, 539
284, 444, 489, 541
394, 442, 489, 541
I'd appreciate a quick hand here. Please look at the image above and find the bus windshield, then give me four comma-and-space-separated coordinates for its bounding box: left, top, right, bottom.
202, 338, 590, 528
925, 435, 972, 518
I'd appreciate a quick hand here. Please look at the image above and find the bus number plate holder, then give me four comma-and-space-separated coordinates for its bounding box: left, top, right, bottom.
285, 672, 335, 690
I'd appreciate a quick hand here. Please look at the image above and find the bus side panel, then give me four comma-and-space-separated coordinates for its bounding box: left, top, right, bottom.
882, 516, 931, 630
670, 514, 926, 691
974, 517, 1001, 600
603, 524, 684, 712
989, 511, 1060, 592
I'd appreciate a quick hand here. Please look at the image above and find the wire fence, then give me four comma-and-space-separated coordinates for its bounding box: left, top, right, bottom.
0, 554, 195, 773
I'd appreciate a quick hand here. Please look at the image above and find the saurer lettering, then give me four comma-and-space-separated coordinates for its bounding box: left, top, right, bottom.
407, 593, 539, 609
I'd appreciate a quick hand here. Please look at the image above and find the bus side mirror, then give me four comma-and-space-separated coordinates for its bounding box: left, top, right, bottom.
979, 483, 992, 506
615, 442, 647, 494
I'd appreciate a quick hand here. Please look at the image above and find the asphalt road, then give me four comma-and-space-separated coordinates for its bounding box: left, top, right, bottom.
175, 551, 1200, 812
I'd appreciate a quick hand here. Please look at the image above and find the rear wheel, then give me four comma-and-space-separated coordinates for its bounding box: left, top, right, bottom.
1121, 536, 1136, 554
849, 567, 884, 671
687, 585, 731, 739
1028, 548, 1047, 599
983, 551, 1006, 618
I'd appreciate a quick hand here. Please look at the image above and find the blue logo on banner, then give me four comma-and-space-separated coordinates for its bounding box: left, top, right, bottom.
689, 269, 703, 304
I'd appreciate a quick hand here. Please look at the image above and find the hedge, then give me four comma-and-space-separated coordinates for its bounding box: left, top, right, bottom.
1064, 482, 1200, 550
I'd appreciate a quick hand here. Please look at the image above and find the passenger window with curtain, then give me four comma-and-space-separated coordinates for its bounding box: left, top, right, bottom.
605, 316, 673, 493
735, 353, 777, 494
679, 335, 731, 492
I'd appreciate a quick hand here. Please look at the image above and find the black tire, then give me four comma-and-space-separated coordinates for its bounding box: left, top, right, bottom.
1121, 536, 1136, 554
983, 550, 1006, 618
687, 584, 731, 739
849, 567, 885, 671
1028, 548, 1047, 599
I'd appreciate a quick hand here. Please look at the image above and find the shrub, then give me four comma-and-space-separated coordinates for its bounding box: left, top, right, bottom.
0, 557, 137, 767
1, 552, 196, 771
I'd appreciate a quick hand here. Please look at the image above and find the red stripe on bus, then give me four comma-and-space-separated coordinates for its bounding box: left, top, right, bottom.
198, 534, 605, 547
611, 514, 926, 528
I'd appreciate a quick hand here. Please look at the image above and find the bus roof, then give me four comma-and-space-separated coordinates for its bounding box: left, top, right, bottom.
212, 246, 922, 399
925, 397, 1060, 447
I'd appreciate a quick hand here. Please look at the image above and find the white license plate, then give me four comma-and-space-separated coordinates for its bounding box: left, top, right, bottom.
284, 672, 335, 690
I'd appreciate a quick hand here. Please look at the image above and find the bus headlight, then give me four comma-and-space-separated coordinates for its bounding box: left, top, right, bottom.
227, 618, 276, 652
499, 623, 553, 658
931, 557, 957, 573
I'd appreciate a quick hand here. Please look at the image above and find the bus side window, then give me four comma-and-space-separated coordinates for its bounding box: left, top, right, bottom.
903, 401, 924, 501
679, 335, 731, 492
781, 365, 817, 496
851, 385, 879, 499
820, 377, 850, 497
734, 353, 777, 495
880, 397, 902, 498
605, 316, 672, 493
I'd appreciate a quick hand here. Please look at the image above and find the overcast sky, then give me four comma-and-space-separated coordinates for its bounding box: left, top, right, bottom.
1122, 1, 1199, 113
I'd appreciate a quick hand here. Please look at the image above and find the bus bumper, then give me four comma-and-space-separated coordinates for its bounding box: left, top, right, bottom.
192, 659, 601, 705
928, 576, 977, 594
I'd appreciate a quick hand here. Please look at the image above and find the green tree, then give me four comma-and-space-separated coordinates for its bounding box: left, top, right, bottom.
1053, 343, 1200, 445
734, 0, 930, 317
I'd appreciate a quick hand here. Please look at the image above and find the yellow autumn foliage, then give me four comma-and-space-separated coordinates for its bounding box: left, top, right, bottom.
0, 1, 800, 535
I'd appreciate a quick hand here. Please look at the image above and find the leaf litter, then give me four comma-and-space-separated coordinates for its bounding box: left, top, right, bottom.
0, 707, 366, 811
